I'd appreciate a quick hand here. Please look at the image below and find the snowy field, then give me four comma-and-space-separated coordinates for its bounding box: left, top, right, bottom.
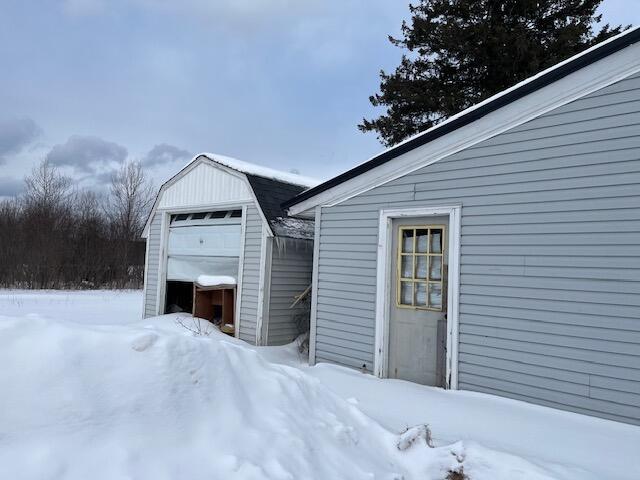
0, 289, 142, 325
0, 290, 638, 480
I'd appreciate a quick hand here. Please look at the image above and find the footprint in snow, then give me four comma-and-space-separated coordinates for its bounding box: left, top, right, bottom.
131, 333, 159, 352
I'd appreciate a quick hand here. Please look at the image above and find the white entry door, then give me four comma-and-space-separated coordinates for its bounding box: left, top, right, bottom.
388, 216, 448, 386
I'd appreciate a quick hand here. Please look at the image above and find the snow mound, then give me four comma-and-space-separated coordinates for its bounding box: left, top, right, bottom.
196, 275, 236, 287
0, 315, 467, 480
1, 292, 636, 480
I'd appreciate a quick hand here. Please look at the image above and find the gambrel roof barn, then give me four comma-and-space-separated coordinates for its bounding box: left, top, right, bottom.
142, 153, 316, 346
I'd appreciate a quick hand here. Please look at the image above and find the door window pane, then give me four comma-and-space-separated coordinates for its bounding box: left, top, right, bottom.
400, 282, 413, 305
429, 283, 442, 309
415, 256, 427, 279
415, 282, 427, 306
397, 225, 445, 311
430, 229, 442, 254
402, 229, 414, 253
416, 229, 428, 253
401, 255, 413, 278
172, 213, 189, 222
429, 256, 442, 281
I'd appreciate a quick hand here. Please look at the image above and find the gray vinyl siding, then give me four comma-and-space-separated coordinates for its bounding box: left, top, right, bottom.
143, 212, 162, 318
315, 71, 640, 424
238, 204, 264, 344
266, 238, 313, 345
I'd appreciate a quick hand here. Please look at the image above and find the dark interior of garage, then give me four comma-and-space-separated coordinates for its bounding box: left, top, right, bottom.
165, 281, 193, 313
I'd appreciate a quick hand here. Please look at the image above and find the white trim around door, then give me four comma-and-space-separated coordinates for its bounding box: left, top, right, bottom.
155, 204, 249, 318
156, 211, 170, 316
374, 205, 462, 389
255, 222, 271, 346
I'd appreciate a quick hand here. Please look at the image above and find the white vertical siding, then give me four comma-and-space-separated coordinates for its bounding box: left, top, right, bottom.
158, 161, 252, 209
314, 72, 640, 425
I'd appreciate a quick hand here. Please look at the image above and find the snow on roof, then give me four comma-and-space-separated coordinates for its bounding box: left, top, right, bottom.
195, 275, 237, 287
271, 217, 315, 240
198, 152, 320, 188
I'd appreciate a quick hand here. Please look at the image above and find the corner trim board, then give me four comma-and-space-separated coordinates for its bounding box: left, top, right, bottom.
234, 205, 248, 338
141, 234, 150, 318
261, 236, 273, 344
155, 211, 170, 316
255, 221, 269, 345
308, 205, 321, 365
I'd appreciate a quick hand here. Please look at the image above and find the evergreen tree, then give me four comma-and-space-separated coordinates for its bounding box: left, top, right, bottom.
360, 1, 625, 147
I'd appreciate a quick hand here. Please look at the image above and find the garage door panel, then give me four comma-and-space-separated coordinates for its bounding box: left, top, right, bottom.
167, 256, 239, 282
167, 221, 242, 282
168, 224, 241, 257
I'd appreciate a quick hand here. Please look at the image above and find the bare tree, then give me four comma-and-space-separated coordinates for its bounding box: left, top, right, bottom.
23, 160, 72, 213
21, 161, 74, 288
107, 161, 154, 286
74, 190, 109, 287
0, 198, 22, 286
108, 161, 154, 241
0, 159, 150, 289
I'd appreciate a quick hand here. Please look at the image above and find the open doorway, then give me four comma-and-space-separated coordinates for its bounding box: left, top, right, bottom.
165, 281, 193, 313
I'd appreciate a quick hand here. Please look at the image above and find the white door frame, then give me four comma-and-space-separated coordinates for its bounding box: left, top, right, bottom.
156, 204, 249, 331
374, 205, 462, 389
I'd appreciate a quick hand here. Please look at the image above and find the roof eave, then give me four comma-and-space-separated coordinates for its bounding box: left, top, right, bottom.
283, 26, 640, 211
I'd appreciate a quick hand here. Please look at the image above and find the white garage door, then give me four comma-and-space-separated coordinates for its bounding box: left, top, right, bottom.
166, 210, 242, 282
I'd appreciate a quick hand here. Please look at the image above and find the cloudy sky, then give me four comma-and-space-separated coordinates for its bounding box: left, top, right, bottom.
0, 0, 638, 197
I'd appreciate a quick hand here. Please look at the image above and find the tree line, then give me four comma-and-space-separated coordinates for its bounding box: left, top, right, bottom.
0, 160, 155, 289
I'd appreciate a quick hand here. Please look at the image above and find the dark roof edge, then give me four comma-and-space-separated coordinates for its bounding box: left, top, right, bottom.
283, 27, 640, 209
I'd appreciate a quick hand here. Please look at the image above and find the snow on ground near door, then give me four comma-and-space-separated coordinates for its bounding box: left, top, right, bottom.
0, 290, 638, 480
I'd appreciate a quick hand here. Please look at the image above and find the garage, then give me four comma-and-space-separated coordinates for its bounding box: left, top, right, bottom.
143, 153, 315, 345
164, 209, 242, 313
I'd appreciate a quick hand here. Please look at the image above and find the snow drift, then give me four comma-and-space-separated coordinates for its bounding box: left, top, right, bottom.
0, 315, 463, 480
1, 291, 638, 480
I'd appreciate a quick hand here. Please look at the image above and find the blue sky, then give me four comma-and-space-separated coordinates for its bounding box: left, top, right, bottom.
0, 0, 638, 196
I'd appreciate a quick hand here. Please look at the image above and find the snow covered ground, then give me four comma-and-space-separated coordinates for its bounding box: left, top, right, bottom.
0, 289, 142, 325
0, 289, 638, 480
